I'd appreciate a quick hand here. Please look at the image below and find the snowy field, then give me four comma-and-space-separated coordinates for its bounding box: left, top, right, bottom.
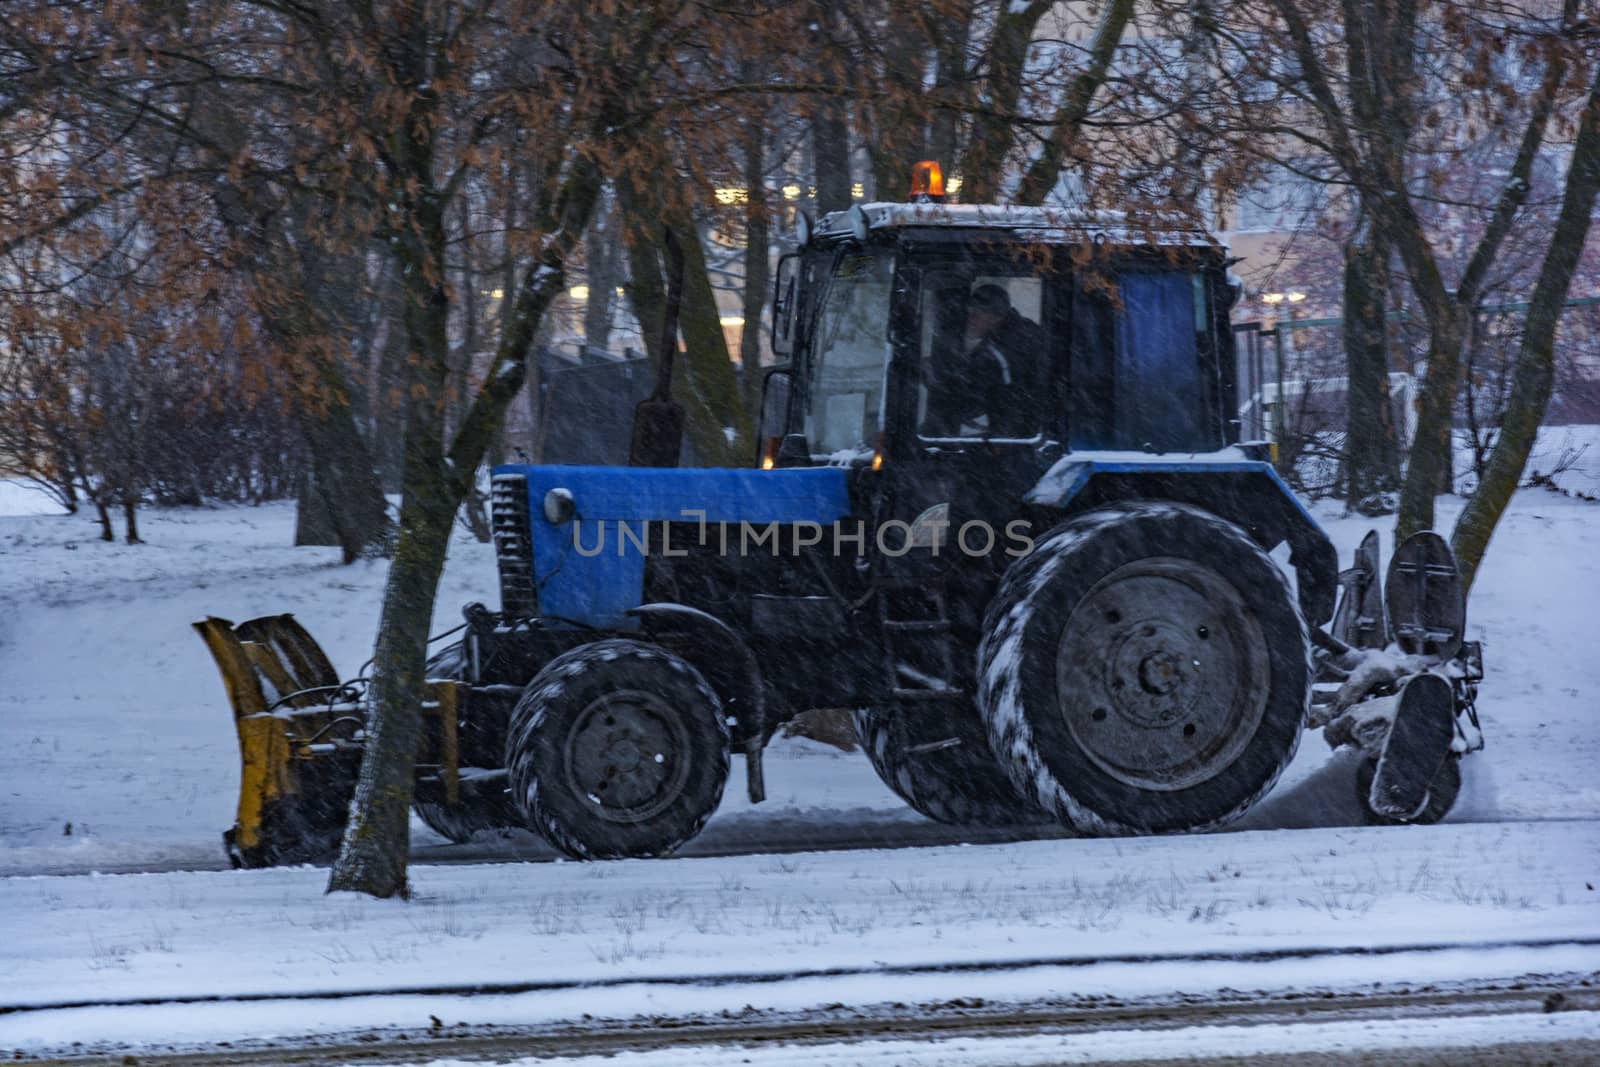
1, 429, 1598, 1058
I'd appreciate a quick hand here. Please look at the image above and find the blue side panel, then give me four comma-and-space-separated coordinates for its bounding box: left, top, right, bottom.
491, 465, 852, 629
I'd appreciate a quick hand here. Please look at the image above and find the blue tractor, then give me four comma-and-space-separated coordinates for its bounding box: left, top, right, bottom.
200, 179, 1483, 866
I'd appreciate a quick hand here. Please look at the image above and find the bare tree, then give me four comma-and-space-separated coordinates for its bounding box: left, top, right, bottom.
1453, 63, 1600, 592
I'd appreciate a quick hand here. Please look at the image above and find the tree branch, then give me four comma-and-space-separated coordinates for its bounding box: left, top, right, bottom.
1015, 0, 1134, 205
1456, 0, 1579, 307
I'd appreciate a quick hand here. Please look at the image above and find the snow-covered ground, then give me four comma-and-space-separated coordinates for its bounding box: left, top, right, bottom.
380, 1012, 1600, 1067
1, 429, 1597, 1058
1, 819, 1597, 1053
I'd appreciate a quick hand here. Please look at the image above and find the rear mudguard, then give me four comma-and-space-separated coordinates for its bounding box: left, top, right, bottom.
1023, 454, 1337, 626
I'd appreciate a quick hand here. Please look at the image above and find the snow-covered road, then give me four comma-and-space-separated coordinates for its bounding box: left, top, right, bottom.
8, 977, 1599, 1064
2, 818, 1597, 1055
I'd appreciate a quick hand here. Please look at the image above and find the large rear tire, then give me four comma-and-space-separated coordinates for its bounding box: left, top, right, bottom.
506, 639, 730, 859
978, 502, 1309, 835
854, 704, 1048, 826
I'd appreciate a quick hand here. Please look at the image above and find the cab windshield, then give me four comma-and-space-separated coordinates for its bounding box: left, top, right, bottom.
804, 250, 894, 456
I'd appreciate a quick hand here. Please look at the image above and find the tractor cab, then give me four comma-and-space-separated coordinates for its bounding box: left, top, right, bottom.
763, 201, 1238, 468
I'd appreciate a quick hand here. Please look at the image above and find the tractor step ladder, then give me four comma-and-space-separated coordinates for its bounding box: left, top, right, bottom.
878, 581, 964, 702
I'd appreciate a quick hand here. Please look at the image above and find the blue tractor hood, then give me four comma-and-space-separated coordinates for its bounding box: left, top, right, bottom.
492, 464, 852, 629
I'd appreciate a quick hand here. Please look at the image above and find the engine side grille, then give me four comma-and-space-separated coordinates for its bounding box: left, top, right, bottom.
490, 473, 538, 621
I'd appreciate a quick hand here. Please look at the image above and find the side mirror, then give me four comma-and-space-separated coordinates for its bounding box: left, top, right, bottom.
771, 253, 800, 357
756, 368, 793, 465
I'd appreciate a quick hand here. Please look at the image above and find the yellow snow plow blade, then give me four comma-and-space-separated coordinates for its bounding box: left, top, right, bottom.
193, 614, 459, 868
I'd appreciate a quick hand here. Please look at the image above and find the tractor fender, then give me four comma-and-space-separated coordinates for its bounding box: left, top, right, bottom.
626, 603, 768, 751
1023, 455, 1338, 626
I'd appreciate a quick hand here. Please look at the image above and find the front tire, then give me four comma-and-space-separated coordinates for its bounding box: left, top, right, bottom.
978, 502, 1309, 835
506, 639, 730, 859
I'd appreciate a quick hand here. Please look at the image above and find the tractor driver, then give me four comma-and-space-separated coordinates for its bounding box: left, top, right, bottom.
925, 283, 1048, 437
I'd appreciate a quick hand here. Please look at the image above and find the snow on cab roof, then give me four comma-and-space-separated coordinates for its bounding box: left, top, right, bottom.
814, 202, 1220, 249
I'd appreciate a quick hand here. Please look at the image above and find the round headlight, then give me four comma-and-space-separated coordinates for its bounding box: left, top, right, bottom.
542, 487, 575, 524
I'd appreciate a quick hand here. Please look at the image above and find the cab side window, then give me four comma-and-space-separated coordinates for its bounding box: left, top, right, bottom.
1069, 270, 1217, 452
916, 262, 1056, 440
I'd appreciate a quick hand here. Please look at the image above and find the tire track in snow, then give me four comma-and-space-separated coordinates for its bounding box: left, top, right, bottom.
13, 972, 1600, 1065
6, 933, 1598, 1016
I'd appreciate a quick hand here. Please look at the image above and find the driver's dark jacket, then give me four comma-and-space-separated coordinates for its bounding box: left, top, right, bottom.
928, 310, 1048, 436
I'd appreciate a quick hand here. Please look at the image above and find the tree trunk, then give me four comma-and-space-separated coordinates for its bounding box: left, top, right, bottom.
1013, 0, 1135, 206
926, 2, 972, 170
453, 200, 491, 546
583, 214, 619, 354
326, 485, 454, 898
328, 143, 603, 898
955, 0, 1053, 203
674, 219, 750, 464
506, 164, 535, 462
372, 316, 409, 492
740, 116, 771, 423
618, 181, 747, 466
1393, 298, 1464, 542
1452, 68, 1600, 595
207, 179, 394, 558
295, 390, 393, 561
622, 202, 667, 375
1342, 220, 1401, 513
804, 0, 853, 210
92, 492, 113, 541
328, 171, 455, 898
1378, 0, 1570, 541
294, 466, 337, 546
866, 0, 929, 199
122, 496, 141, 544
812, 102, 853, 213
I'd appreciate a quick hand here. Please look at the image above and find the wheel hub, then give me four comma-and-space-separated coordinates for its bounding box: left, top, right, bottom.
563, 691, 691, 824
1055, 557, 1270, 792
1137, 651, 1181, 695
1109, 622, 1194, 725
603, 737, 643, 772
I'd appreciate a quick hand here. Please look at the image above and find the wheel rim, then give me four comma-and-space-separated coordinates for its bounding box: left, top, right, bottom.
561, 689, 693, 824
1054, 556, 1270, 792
